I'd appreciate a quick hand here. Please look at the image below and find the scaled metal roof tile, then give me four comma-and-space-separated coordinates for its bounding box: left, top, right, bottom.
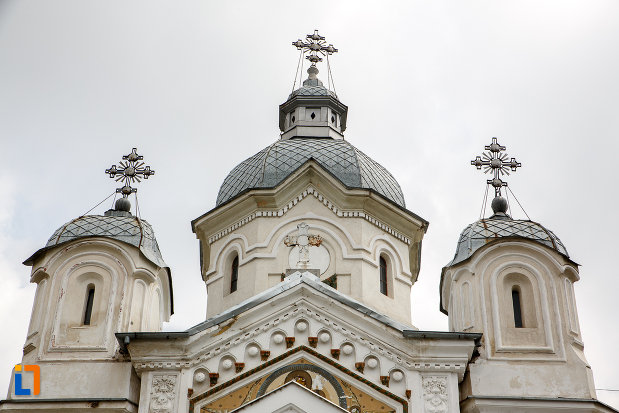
216, 138, 405, 207
447, 215, 569, 266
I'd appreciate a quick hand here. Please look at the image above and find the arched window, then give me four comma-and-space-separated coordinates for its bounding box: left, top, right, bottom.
379, 256, 388, 296
83, 284, 95, 326
230, 256, 239, 293
512, 287, 523, 328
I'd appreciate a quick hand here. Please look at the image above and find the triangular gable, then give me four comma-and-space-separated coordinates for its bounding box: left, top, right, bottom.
231, 381, 347, 413
185, 271, 411, 335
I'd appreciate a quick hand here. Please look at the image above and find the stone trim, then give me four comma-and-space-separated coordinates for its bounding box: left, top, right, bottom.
207, 186, 411, 245
187, 345, 409, 413
133, 305, 467, 378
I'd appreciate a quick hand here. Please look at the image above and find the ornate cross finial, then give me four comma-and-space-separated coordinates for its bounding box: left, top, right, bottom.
284, 223, 323, 269
105, 148, 155, 197
471, 138, 521, 197
292, 30, 338, 65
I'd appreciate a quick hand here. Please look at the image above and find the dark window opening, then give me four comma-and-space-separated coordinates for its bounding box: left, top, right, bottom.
331, 115, 335, 123
83, 285, 95, 326
291, 112, 295, 123
230, 256, 239, 293
379, 257, 388, 296
310, 112, 316, 120
512, 288, 523, 328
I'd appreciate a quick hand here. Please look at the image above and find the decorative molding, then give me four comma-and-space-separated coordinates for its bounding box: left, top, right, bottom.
133, 304, 467, 380
188, 345, 409, 413
149, 374, 177, 413
355, 362, 365, 373
422, 376, 448, 413
285, 337, 295, 348
208, 185, 411, 245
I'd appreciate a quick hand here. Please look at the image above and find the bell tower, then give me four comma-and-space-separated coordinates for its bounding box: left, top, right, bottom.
5, 149, 172, 410
441, 139, 598, 412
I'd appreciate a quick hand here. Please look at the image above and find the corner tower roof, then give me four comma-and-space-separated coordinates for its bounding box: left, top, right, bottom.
24, 212, 168, 269
447, 213, 569, 267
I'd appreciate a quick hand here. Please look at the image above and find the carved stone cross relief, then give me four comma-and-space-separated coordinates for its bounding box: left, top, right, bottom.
284, 222, 323, 269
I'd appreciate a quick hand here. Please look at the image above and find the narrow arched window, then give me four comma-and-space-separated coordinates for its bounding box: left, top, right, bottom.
512, 287, 523, 328
230, 256, 239, 293
83, 284, 95, 326
379, 257, 388, 296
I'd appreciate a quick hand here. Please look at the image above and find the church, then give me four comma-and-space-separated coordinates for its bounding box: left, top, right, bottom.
1, 31, 616, 413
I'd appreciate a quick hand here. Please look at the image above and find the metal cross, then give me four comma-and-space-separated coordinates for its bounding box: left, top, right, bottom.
284, 222, 323, 269
471, 137, 521, 197
292, 30, 338, 66
105, 148, 155, 197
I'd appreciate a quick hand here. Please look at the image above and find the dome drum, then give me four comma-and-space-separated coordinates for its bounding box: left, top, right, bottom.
279, 94, 348, 140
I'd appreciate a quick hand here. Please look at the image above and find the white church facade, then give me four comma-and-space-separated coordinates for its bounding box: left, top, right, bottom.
1, 31, 616, 413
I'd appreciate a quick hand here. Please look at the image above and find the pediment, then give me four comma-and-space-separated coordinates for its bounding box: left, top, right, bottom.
189, 348, 408, 413
232, 381, 347, 412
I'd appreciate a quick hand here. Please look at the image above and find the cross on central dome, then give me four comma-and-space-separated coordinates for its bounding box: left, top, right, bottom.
292, 29, 338, 65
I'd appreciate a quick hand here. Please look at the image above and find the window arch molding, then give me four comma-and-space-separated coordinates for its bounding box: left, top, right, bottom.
372, 242, 409, 284
488, 260, 555, 352
375, 249, 396, 298
369, 237, 410, 279
460, 281, 475, 330
218, 245, 243, 296
51, 257, 121, 351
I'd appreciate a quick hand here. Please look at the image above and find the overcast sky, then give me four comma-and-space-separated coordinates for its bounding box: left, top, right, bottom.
0, 0, 618, 407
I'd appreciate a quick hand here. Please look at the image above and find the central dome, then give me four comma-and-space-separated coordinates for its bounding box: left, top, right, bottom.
216, 137, 406, 207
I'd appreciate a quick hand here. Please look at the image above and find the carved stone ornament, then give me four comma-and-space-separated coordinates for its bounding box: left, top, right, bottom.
422, 376, 448, 413
149, 375, 177, 413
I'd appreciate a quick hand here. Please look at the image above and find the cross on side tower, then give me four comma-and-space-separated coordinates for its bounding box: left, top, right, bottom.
105, 148, 155, 197
292, 29, 338, 65
471, 138, 521, 197
284, 223, 323, 269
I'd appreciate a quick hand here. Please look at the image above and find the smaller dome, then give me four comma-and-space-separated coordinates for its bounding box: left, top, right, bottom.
448, 214, 569, 267
24, 214, 167, 268
288, 66, 338, 100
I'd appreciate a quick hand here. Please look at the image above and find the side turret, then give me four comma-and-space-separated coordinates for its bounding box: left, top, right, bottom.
4, 150, 172, 412
441, 138, 605, 412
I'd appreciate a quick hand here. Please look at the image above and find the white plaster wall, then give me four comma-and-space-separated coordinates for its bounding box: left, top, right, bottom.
442, 240, 596, 400
202, 194, 414, 324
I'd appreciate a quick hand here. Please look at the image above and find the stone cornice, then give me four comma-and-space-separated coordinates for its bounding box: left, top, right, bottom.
207, 185, 411, 245
130, 302, 471, 379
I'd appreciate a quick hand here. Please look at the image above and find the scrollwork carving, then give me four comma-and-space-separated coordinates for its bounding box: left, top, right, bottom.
422, 376, 448, 413
149, 374, 177, 413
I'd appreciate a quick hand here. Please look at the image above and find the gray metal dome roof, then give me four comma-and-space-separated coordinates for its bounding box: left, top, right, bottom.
448, 214, 569, 267
24, 214, 167, 268
287, 74, 338, 99
216, 137, 406, 207
288, 84, 338, 99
